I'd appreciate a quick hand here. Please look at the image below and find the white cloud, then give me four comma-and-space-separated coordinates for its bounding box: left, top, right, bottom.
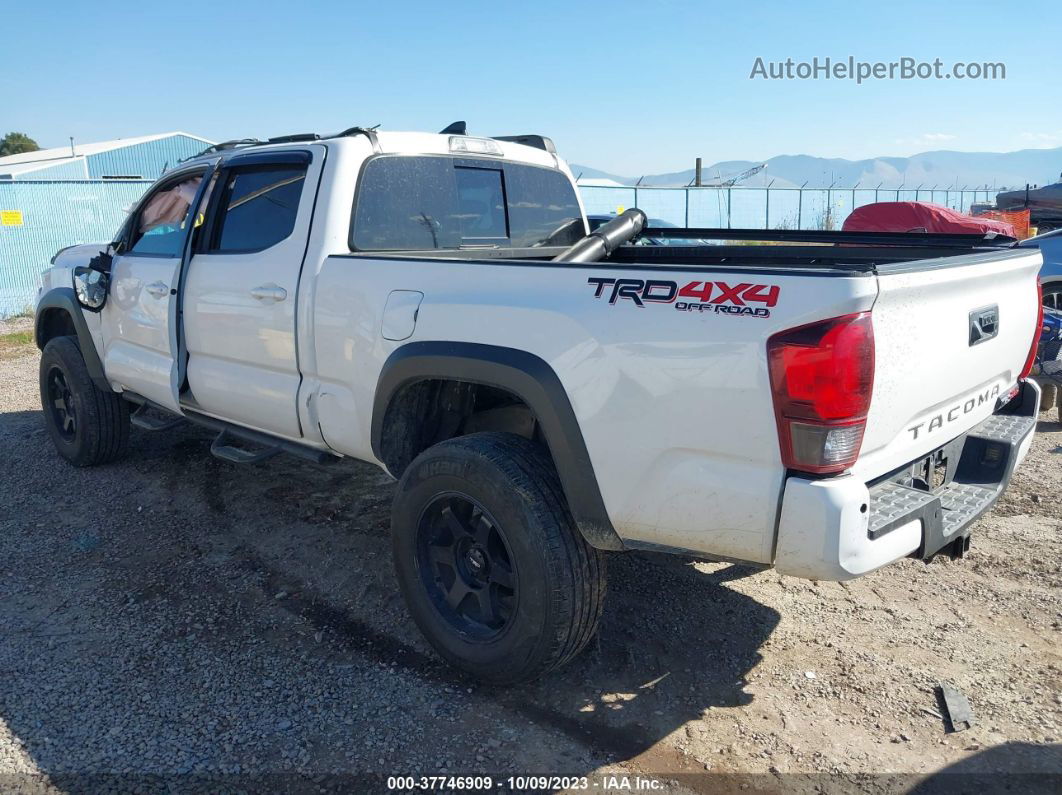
893, 133, 959, 147
1018, 132, 1061, 148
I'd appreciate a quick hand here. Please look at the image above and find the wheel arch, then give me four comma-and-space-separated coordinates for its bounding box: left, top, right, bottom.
35, 287, 112, 393
371, 341, 623, 551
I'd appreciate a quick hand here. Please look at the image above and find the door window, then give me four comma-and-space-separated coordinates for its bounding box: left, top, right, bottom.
128, 175, 202, 256
209, 166, 307, 253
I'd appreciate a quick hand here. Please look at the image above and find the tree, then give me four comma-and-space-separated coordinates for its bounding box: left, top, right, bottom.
0, 132, 40, 157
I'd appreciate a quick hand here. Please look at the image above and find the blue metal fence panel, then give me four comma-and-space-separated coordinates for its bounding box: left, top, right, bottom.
0, 180, 152, 316
87, 135, 208, 178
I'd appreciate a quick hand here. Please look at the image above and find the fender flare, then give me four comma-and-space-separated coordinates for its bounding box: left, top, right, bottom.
35, 287, 113, 393
371, 341, 624, 551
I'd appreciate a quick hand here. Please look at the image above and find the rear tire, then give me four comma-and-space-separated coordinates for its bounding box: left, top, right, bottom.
39, 336, 129, 466
391, 432, 606, 683
1044, 284, 1062, 312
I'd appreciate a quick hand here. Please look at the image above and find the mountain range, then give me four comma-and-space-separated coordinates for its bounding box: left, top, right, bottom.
572, 146, 1062, 190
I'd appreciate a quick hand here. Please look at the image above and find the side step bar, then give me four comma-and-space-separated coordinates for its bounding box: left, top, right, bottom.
121, 392, 336, 466
185, 410, 336, 466
130, 403, 186, 431
210, 429, 282, 465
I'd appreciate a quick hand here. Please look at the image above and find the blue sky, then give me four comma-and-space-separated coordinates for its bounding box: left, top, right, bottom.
4, 0, 1060, 175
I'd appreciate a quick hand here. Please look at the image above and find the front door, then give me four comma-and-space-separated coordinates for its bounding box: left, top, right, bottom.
100, 168, 212, 412
181, 148, 320, 438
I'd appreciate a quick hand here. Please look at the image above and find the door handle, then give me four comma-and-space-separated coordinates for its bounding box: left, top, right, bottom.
145, 281, 169, 298
250, 284, 287, 302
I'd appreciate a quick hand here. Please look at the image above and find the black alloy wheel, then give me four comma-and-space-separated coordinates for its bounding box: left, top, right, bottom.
415, 493, 518, 640
46, 366, 77, 441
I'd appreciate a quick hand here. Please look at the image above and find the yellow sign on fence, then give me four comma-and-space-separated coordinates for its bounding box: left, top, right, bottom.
1, 210, 24, 226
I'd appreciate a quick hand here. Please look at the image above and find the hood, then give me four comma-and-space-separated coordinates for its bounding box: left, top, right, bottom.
40, 243, 111, 295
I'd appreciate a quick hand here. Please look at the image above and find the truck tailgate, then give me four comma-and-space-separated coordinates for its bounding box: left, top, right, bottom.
854, 248, 1043, 479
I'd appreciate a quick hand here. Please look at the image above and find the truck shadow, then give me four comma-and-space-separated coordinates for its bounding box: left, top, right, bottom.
906, 741, 1062, 793
497, 554, 776, 763
0, 409, 780, 782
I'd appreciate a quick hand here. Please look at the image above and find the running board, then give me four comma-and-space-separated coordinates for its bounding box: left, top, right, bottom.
130, 403, 185, 431
122, 393, 338, 466
184, 410, 337, 466
210, 429, 282, 465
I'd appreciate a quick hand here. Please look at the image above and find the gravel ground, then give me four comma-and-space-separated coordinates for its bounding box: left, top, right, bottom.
1, 340, 1059, 793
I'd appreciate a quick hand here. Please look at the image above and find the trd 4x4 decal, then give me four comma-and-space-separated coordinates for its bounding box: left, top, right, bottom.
587, 277, 779, 318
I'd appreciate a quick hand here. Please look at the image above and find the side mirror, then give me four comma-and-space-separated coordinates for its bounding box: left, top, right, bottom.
73, 265, 108, 312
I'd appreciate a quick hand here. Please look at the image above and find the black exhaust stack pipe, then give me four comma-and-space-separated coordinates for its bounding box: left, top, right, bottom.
552, 208, 648, 263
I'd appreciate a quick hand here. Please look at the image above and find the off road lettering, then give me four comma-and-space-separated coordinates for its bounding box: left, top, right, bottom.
589, 277, 779, 317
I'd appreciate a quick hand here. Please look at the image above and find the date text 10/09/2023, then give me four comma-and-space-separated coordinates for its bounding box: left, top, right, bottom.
386, 775, 666, 791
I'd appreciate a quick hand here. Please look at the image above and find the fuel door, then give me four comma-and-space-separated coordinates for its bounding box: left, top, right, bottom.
382, 290, 424, 341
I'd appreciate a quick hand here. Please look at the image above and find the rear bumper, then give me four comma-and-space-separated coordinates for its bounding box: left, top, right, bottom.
774, 380, 1039, 581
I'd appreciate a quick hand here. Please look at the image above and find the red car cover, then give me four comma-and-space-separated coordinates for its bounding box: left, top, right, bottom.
842, 201, 1016, 237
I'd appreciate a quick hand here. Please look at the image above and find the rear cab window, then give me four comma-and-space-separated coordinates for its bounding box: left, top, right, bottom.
350, 156, 584, 252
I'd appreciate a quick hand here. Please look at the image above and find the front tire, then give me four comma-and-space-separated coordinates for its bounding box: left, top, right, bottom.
391, 432, 606, 683
39, 336, 129, 466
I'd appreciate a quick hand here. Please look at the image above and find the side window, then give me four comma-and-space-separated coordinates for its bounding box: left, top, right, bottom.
209, 165, 307, 253
128, 175, 203, 256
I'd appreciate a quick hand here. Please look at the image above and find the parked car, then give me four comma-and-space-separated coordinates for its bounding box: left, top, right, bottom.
1033, 307, 1062, 419
35, 127, 1043, 683
1017, 227, 1062, 310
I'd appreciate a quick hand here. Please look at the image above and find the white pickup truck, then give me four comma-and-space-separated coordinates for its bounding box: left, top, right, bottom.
35, 126, 1043, 682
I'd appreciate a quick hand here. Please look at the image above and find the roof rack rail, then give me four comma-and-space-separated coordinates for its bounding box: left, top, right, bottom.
334, 125, 381, 153
267, 133, 321, 144
182, 138, 264, 162
492, 134, 556, 154
182, 124, 380, 165
200, 138, 264, 154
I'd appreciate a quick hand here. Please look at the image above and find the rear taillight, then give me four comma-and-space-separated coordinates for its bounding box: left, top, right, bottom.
1019, 279, 1044, 380
768, 313, 874, 475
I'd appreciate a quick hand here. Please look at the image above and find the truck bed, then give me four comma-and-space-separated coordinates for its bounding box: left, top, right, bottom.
606, 227, 1019, 271
367, 227, 1020, 272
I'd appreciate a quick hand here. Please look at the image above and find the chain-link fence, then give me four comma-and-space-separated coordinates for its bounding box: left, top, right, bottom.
579, 185, 996, 230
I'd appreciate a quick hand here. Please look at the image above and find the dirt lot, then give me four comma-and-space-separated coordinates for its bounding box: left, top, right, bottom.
1, 330, 1060, 793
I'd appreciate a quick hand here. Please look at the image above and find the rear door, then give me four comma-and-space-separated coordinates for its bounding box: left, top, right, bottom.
100, 167, 213, 411
854, 248, 1043, 479
181, 148, 322, 438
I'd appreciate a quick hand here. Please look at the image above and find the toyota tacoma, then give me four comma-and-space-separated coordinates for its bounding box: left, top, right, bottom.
34, 125, 1044, 682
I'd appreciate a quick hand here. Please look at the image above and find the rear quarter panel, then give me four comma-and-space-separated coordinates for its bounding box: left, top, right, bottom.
309, 256, 875, 564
